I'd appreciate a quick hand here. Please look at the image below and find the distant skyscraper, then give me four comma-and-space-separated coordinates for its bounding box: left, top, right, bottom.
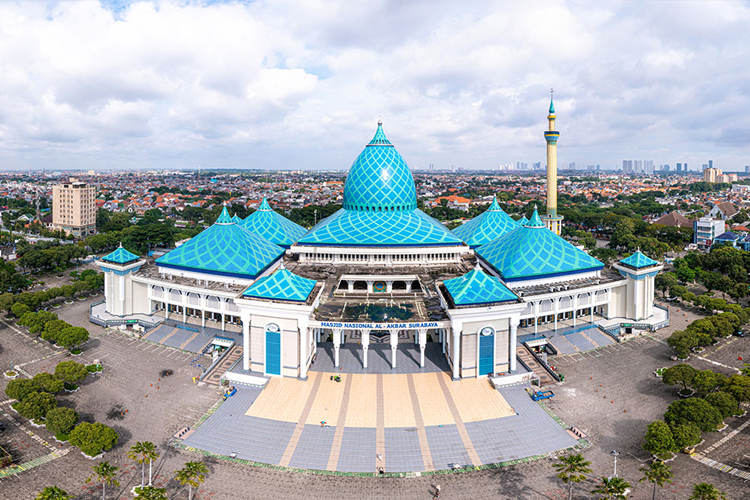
644, 160, 654, 175
746, 165, 750, 173
634, 160, 643, 174
709, 159, 713, 169
685, 163, 688, 171
702, 164, 709, 171
677, 163, 682, 172
623, 160, 633, 174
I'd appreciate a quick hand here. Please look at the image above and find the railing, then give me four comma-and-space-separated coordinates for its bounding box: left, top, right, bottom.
523, 344, 562, 382
88, 300, 160, 332
199, 342, 236, 382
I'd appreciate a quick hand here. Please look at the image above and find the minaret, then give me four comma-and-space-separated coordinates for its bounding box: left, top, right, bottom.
541, 89, 563, 235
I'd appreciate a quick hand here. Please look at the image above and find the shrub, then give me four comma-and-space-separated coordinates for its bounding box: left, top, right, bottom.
45, 407, 79, 436
54, 361, 89, 385
664, 397, 724, 432
5, 378, 41, 401
705, 391, 741, 418
32, 372, 64, 394
670, 422, 702, 450
15, 391, 56, 421
643, 420, 676, 456
10, 302, 30, 317
69, 422, 119, 457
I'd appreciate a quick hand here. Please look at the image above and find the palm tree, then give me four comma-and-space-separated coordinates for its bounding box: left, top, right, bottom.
175, 461, 209, 500
689, 483, 727, 500
553, 453, 592, 500
134, 485, 167, 500
35, 486, 72, 500
87, 461, 120, 500
592, 476, 631, 499
128, 441, 159, 488
639, 460, 673, 500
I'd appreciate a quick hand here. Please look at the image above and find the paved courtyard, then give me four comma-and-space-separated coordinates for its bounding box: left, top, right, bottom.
0, 296, 748, 499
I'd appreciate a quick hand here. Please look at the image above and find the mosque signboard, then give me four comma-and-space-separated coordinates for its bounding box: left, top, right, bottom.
317, 321, 445, 330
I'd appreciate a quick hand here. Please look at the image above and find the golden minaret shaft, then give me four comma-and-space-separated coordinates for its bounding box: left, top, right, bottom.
542, 90, 563, 235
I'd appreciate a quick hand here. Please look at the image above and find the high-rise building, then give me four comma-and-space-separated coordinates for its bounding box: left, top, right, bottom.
542, 92, 563, 235
745, 165, 749, 173
52, 179, 97, 237
644, 160, 654, 175
623, 160, 633, 174
677, 163, 682, 172
709, 159, 713, 169
703, 163, 709, 171
704, 167, 721, 183
634, 160, 643, 174
685, 163, 688, 171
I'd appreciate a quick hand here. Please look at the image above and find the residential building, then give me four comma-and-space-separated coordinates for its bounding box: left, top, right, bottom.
694, 217, 726, 247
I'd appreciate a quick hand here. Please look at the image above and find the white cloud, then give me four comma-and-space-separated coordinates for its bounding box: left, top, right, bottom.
0, 0, 748, 170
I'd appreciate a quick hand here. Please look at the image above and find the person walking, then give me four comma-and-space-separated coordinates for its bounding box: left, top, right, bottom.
433, 485, 441, 499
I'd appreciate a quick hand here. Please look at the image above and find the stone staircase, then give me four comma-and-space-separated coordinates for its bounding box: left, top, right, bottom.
203, 345, 243, 386
516, 346, 556, 386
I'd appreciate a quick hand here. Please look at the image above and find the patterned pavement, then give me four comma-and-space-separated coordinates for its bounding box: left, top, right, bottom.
181, 379, 578, 473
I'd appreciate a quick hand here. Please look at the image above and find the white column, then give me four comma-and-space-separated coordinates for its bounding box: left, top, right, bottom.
534, 302, 539, 334
572, 296, 578, 327
452, 327, 461, 380
553, 298, 559, 331
348, 281, 354, 293
333, 329, 341, 367
242, 317, 250, 371
367, 281, 374, 294
406, 281, 412, 293
386, 281, 393, 293
361, 329, 370, 369
440, 328, 446, 354
202, 309, 206, 328
509, 319, 518, 372
418, 329, 427, 368
389, 329, 399, 369
182, 304, 187, 323
120, 273, 125, 315
299, 319, 309, 380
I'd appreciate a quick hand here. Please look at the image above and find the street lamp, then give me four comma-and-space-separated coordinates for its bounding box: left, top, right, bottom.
610, 450, 620, 477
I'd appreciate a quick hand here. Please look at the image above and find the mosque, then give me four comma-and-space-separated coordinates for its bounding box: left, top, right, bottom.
94, 98, 665, 384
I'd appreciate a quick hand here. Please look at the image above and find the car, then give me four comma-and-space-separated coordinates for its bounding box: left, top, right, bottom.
733, 330, 746, 338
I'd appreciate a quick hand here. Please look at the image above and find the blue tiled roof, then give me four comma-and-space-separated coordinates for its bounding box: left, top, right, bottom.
242, 267, 317, 303
156, 207, 284, 279
102, 245, 140, 264
715, 231, 738, 241
241, 198, 307, 248
452, 198, 519, 248
342, 121, 417, 212
296, 208, 464, 247
443, 267, 518, 306
231, 213, 243, 224
619, 250, 659, 269
517, 215, 528, 225
476, 207, 603, 282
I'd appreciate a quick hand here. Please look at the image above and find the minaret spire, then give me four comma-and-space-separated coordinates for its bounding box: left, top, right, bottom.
542, 89, 563, 235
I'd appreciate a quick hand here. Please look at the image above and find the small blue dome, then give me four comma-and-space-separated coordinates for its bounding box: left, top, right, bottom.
342, 121, 417, 212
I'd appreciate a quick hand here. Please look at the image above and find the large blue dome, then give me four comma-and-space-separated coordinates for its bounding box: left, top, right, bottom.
342, 121, 417, 212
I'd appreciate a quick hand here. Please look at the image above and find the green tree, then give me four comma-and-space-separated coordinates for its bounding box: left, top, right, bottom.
54, 360, 89, 385
87, 461, 120, 500
35, 486, 72, 500
32, 372, 64, 393
15, 391, 57, 421
643, 420, 676, 457
705, 391, 741, 418
45, 407, 79, 437
129, 441, 159, 488
721, 374, 750, 402
591, 476, 631, 499
692, 370, 724, 396
68, 422, 119, 457
56, 326, 89, 350
0, 259, 31, 293
61, 284, 75, 299
5, 378, 41, 401
655, 273, 677, 297
134, 486, 167, 500
664, 397, 723, 432
553, 453, 592, 500
175, 461, 209, 500
661, 364, 697, 392
11, 302, 30, 317
689, 483, 727, 500
670, 422, 702, 450
639, 460, 673, 500
42, 319, 70, 343
666, 330, 699, 358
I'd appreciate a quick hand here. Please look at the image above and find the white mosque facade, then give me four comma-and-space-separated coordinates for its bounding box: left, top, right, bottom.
94, 104, 666, 383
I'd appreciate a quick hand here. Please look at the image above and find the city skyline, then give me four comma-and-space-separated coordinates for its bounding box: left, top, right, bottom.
0, 1, 748, 171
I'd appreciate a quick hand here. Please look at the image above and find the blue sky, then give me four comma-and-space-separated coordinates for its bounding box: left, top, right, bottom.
0, 0, 748, 171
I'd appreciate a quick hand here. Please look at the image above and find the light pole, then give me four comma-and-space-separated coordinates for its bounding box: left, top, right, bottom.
611, 449, 620, 477
314, 209, 318, 226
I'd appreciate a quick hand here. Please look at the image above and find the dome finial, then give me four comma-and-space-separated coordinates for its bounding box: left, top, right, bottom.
378, 115, 382, 126
549, 88, 555, 115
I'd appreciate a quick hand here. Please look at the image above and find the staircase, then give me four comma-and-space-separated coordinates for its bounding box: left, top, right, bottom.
203, 345, 243, 386
516, 346, 557, 386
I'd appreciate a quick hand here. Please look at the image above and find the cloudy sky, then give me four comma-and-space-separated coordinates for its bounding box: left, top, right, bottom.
0, 0, 749, 171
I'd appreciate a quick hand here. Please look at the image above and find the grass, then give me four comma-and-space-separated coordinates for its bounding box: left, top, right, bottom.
86, 364, 103, 373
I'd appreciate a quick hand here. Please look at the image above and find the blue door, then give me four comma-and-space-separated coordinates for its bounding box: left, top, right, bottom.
478, 334, 494, 376
265, 330, 281, 376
